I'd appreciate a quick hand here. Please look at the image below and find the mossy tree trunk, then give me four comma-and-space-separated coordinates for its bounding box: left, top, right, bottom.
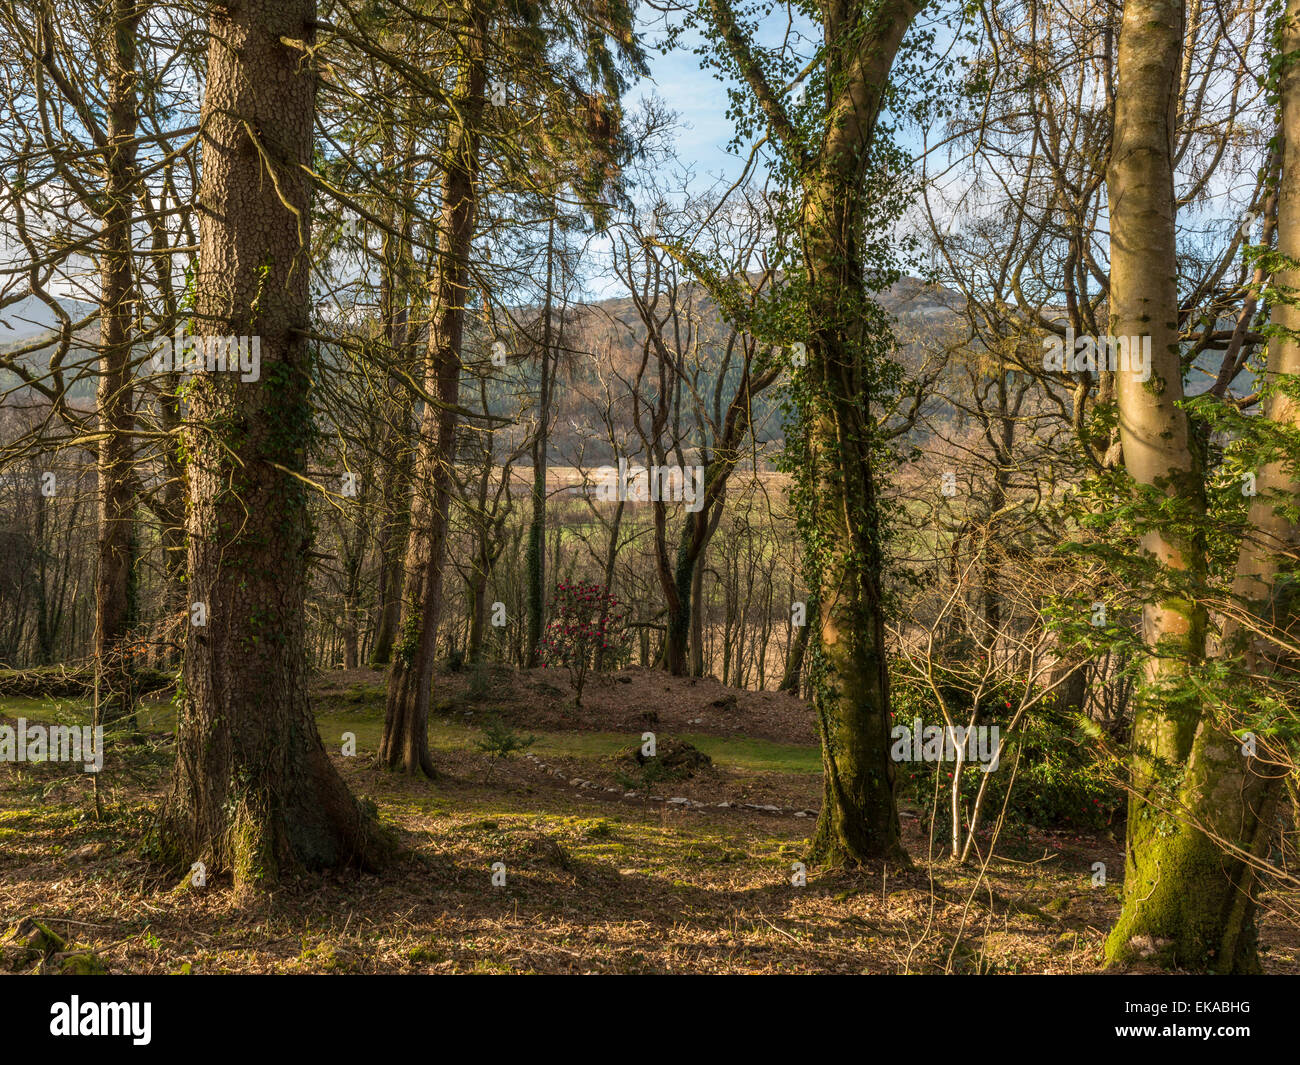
799, 171, 912, 865
803, 305, 907, 866
1102, 0, 1285, 972
1190, 0, 1300, 971
156, 0, 389, 887
1111, 0, 1300, 972
803, 2, 918, 865
705, 0, 920, 866
1103, 0, 1212, 968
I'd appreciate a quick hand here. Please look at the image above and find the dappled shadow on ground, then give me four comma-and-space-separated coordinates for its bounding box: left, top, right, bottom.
2, 725, 1297, 974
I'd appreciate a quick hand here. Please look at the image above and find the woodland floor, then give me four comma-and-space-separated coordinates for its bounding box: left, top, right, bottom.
2, 664, 1298, 975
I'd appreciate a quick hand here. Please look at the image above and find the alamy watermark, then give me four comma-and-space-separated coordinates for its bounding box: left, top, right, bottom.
50, 997, 150, 1045
149, 325, 261, 382
1042, 328, 1151, 383
575, 458, 705, 513
0, 718, 103, 773
890, 718, 1001, 772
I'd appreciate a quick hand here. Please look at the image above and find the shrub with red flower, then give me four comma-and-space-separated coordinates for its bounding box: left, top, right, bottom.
537, 581, 630, 708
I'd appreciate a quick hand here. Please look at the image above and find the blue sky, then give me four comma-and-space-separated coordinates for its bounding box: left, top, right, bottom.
575, 13, 771, 300
628, 22, 750, 192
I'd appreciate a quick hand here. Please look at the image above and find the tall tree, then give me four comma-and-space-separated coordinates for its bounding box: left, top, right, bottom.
524, 215, 557, 669
1103, 0, 1289, 973
93, 0, 142, 730
701, 0, 922, 864
156, 0, 388, 885
380, 3, 488, 776
380, 0, 642, 773
1102, 0, 1210, 964
616, 194, 781, 677
370, 126, 419, 668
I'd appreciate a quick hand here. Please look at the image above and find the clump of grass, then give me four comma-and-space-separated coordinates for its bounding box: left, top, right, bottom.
579, 818, 614, 840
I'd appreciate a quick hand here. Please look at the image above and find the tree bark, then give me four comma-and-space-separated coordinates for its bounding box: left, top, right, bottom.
1117, 2, 1300, 973
370, 137, 415, 667
156, 0, 389, 887
780, 602, 810, 694
525, 216, 555, 668
94, 0, 141, 730
1102, 0, 1260, 970
801, 0, 921, 866
689, 534, 708, 676
658, 347, 776, 675
706, 0, 919, 864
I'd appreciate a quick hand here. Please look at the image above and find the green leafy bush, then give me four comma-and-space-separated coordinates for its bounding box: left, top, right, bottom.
891, 675, 1121, 832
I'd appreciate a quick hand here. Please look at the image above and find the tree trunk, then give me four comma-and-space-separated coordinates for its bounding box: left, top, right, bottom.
380, 16, 486, 775
94, 0, 140, 731
467, 569, 488, 664
370, 139, 416, 668
157, 372, 186, 669
594, 496, 624, 672
342, 578, 360, 670
705, 0, 918, 865
802, 14, 917, 868
156, 0, 387, 887
525, 217, 555, 667
34, 484, 56, 665
466, 468, 494, 666
1103, 0, 1243, 970
661, 385, 763, 675
370, 448, 411, 666
779, 600, 810, 694
662, 513, 697, 675
1111, 2, 1300, 972
1186, 18, 1300, 964
689, 537, 707, 676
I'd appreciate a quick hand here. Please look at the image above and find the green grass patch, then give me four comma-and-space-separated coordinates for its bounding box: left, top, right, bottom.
3, 690, 820, 777
296, 714, 823, 775
0, 694, 175, 733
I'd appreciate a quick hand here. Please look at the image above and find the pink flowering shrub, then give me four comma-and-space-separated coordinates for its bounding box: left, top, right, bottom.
538, 581, 630, 707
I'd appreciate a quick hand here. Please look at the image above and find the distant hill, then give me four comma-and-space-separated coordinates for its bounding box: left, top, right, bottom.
0, 278, 969, 463
0, 295, 97, 344
499, 275, 967, 466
